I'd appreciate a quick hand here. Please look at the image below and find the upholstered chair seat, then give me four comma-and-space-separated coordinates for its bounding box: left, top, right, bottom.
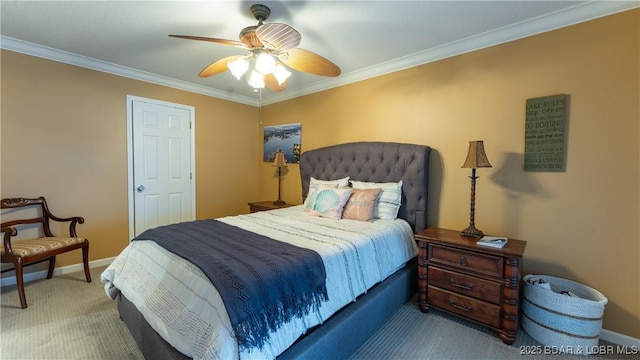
0, 237, 88, 257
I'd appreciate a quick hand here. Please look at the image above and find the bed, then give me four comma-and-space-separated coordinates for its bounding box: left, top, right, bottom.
102, 141, 431, 359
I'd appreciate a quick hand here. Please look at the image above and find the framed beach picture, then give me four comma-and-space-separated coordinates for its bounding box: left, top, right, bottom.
263, 123, 301, 163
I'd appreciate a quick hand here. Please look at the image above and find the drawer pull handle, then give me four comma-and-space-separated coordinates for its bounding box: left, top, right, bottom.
449, 299, 473, 312
450, 278, 474, 291
459, 255, 468, 266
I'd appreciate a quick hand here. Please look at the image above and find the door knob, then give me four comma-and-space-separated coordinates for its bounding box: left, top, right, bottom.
136, 185, 146, 193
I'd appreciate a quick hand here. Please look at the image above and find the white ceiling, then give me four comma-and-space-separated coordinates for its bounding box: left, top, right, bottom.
1, 1, 637, 106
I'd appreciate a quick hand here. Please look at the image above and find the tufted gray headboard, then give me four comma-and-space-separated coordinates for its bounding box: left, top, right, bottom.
299, 142, 431, 233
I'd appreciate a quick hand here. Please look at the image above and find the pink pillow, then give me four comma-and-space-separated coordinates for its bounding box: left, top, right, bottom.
342, 188, 382, 221
308, 185, 353, 220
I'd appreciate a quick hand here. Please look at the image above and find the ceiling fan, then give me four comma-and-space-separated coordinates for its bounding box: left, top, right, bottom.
169, 4, 341, 92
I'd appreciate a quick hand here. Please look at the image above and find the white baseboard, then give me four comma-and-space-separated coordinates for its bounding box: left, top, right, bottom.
601, 328, 640, 348
0, 257, 115, 288
2, 258, 638, 348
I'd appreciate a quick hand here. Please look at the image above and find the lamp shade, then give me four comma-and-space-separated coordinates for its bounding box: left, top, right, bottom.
227, 57, 249, 80
273, 63, 292, 85
272, 149, 287, 167
248, 70, 265, 89
462, 140, 492, 168
255, 52, 276, 74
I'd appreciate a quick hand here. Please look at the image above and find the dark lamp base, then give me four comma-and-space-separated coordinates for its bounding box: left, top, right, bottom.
273, 200, 286, 206
461, 225, 484, 238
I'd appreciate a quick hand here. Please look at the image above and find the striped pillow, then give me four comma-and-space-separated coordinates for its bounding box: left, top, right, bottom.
350, 180, 403, 220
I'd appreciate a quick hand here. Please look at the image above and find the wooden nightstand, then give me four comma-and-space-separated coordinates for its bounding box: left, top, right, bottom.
416, 227, 527, 345
248, 201, 294, 213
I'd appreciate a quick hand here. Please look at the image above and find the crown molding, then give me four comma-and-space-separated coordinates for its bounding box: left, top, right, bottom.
262, 1, 639, 105
0, 36, 261, 107
2, 1, 637, 107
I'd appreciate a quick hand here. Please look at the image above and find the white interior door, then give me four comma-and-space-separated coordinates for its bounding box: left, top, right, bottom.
128, 96, 195, 238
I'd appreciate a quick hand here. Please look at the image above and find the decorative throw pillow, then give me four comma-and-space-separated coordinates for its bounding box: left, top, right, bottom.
350, 180, 403, 220
308, 185, 353, 220
310, 176, 350, 188
304, 183, 337, 211
342, 188, 382, 221
303, 177, 350, 211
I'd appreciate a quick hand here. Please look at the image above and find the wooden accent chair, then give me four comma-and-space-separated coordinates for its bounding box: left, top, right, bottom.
1, 197, 91, 309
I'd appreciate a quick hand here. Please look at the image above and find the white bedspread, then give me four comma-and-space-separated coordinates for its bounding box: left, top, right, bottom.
101, 206, 416, 360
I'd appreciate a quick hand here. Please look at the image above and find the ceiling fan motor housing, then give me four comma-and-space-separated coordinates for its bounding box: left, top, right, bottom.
239, 4, 271, 47
251, 4, 270, 22
240, 26, 262, 47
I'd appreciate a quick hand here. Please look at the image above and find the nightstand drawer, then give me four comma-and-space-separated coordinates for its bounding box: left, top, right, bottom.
428, 267, 502, 304
428, 244, 503, 278
428, 286, 501, 328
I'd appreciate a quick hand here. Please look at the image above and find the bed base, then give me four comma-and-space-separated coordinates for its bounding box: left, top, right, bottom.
118, 260, 417, 360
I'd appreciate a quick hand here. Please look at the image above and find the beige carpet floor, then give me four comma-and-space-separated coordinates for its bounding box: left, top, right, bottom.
1, 266, 143, 360
1, 266, 632, 360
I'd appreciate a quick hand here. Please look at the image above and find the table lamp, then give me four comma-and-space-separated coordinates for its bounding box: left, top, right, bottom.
272, 149, 288, 205
461, 140, 492, 238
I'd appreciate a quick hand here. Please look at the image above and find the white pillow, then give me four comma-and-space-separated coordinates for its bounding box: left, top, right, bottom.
350, 180, 403, 220
310, 176, 350, 188
303, 176, 350, 211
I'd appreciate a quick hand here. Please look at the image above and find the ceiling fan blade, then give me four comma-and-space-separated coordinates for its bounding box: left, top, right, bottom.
169, 35, 247, 49
279, 48, 341, 77
264, 73, 288, 92
256, 23, 301, 50
199, 55, 241, 78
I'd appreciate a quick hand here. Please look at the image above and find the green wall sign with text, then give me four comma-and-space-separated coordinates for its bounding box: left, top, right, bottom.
524, 94, 566, 171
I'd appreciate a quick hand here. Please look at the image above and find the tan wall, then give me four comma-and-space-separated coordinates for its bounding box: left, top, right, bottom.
259, 10, 639, 338
2, 10, 638, 338
1, 50, 259, 268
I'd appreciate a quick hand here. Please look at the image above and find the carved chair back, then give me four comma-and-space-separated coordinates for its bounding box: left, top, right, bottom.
1, 197, 82, 238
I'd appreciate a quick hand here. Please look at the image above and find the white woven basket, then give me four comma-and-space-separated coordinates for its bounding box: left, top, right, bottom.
522, 274, 608, 356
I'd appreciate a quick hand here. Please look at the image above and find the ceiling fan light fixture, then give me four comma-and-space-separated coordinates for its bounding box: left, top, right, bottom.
170, 3, 340, 92
273, 64, 291, 85
228, 57, 249, 80
248, 69, 265, 89
255, 51, 276, 74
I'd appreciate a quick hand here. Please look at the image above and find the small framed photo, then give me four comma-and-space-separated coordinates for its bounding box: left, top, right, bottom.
263, 123, 301, 163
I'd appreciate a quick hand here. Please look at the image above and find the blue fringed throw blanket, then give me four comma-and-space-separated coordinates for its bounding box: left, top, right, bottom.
133, 219, 328, 351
